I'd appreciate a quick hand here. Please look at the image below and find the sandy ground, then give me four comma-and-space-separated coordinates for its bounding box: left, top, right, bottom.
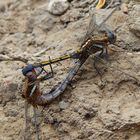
0, 0, 140, 140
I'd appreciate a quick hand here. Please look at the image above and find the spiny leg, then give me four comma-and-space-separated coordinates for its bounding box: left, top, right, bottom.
24, 101, 29, 129
33, 107, 39, 140
103, 46, 109, 61
93, 45, 104, 81
98, 45, 109, 61
93, 45, 109, 81
24, 100, 29, 140
93, 56, 103, 81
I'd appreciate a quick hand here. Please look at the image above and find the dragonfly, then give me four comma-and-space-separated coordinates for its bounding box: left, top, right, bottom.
22, 9, 117, 140
21, 10, 116, 106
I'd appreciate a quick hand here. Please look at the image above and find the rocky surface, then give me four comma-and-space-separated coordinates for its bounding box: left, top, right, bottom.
0, 0, 140, 140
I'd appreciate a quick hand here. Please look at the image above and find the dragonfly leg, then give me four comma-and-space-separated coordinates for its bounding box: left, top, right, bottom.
104, 47, 109, 61
97, 46, 109, 61
33, 107, 40, 140
99, 47, 104, 57
24, 101, 30, 140
93, 57, 103, 81
93, 45, 106, 81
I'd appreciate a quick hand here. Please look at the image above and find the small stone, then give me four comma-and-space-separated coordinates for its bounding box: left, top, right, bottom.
47, 0, 69, 16
59, 101, 69, 110
84, 112, 96, 120
121, 3, 128, 14
4, 109, 18, 117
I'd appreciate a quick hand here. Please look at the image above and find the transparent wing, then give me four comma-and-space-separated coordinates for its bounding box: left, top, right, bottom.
80, 12, 100, 48
80, 8, 115, 48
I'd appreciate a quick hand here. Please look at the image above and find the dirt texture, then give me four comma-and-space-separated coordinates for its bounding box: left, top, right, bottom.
0, 0, 140, 140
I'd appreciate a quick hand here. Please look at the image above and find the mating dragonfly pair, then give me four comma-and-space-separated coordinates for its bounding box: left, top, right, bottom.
22, 12, 116, 106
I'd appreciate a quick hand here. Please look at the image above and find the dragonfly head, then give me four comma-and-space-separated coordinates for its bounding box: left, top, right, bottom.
22, 64, 34, 76
22, 64, 37, 81
99, 25, 116, 44
106, 30, 116, 44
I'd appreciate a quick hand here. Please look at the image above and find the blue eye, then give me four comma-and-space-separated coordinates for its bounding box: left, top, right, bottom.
106, 30, 116, 44
22, 64, 34, 76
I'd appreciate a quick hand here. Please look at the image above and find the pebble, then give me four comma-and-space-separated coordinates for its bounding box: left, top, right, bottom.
47, 0, 69, 16
121, 3, 128, 14
59, 100, 69, 109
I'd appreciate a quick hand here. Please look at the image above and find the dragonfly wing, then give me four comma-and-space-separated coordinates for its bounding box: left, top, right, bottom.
80, 12, 99, 48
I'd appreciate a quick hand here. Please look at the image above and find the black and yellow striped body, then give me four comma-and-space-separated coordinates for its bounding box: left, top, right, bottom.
33, 49, 82, 68
33, 33, 109, 68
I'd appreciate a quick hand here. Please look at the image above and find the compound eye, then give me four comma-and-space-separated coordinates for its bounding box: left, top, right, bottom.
22, 64, 34, 76
106, 30, 116, 44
